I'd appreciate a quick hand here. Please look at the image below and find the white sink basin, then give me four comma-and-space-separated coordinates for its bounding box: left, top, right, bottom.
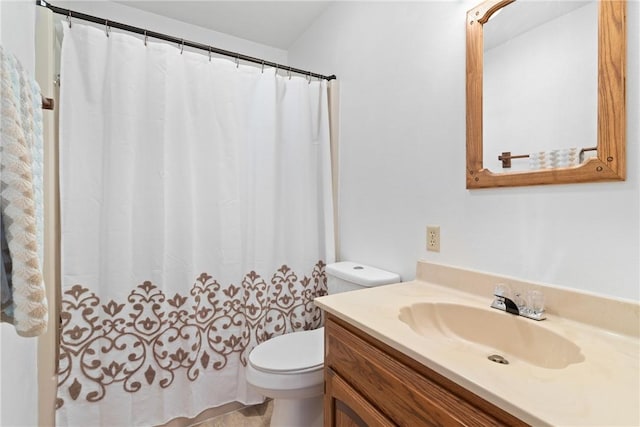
399, 302, 584, 369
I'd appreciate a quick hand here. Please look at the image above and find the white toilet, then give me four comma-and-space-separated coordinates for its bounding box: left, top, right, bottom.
245, 261, 400, 427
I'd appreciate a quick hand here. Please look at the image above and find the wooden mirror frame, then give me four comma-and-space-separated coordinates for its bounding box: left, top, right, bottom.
466, 0, 626, 189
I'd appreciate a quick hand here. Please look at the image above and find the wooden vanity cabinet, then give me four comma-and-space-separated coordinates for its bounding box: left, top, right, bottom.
324, 314, 529, 427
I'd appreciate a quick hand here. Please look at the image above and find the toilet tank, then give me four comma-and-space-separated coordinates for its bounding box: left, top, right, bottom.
326, 262, 400, 294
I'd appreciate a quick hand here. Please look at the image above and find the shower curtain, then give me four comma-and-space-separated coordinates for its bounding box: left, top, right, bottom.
56, 24, 334, 427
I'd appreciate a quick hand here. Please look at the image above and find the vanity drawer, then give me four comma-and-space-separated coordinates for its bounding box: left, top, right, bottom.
325, 314, 527, 427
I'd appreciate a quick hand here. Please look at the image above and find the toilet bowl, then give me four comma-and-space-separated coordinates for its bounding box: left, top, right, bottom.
245, 262, 400, 427
246, 328, 325, 427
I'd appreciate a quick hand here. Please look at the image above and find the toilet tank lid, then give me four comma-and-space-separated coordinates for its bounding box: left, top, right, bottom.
326, 262, 400, 287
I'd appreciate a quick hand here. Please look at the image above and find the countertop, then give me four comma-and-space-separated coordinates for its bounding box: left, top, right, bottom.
315, 262, 640, 426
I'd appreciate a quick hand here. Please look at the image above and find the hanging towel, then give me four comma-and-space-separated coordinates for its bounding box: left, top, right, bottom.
529, 148, 580, 170
0, 46, 47, 337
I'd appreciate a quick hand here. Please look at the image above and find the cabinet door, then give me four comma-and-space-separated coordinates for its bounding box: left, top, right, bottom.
325, 368, 396, 427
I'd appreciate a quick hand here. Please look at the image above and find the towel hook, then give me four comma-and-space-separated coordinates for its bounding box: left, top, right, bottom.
143, 30, 148, 46
180, 39, 184, 54
67, 12, 72, 28
105, 20, 111, 37
208, 47, 212, 62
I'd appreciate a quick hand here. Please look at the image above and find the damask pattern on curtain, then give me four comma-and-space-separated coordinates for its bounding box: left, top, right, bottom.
57, 24, 334, 427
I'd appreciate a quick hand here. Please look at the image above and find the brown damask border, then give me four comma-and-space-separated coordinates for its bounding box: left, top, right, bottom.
56, 261, 327, 408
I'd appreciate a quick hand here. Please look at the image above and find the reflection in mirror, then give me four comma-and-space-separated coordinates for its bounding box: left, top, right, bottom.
466, 0, 626, 189
483, 1, 598, 172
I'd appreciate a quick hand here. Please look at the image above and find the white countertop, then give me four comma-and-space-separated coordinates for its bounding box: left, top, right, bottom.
315, 269, 640, 426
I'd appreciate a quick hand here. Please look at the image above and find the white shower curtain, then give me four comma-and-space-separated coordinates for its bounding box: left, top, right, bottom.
56, 24, 334, 427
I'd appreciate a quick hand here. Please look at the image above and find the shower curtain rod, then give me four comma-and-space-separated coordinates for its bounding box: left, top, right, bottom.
36, 0, 336, 81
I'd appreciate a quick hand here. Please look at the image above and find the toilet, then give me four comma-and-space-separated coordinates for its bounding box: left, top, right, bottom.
245, 261, 400, 427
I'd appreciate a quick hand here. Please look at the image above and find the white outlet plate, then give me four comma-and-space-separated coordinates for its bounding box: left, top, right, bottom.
427, 226, 440, 252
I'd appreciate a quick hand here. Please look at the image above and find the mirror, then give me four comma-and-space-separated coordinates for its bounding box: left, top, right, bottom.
484, 1, 598, 172
466, 0, 626, 189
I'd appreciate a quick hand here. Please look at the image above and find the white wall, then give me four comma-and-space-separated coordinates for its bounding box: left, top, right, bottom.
1, 1, 39, 425
289, 1, 640, 301
0, 0, 35, 71
53, 1, 288, 65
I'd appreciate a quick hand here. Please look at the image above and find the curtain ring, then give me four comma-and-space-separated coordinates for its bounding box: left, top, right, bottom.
261, 60, 265, 74
235, 53, 240, 68
180, 39, 184, 54
307, 71, 312, 84
288, 67, 292, 80
144, 30, 148, 46
105, 20, 110, 37
67, 12, 72, 28
208, 47, 212, 62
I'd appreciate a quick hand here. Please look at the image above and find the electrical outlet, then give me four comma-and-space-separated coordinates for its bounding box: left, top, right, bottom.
426, 226, 440, 252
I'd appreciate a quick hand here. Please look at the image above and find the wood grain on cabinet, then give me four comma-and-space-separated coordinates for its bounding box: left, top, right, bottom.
324, 314, 529, 427
325, 368, 395, 427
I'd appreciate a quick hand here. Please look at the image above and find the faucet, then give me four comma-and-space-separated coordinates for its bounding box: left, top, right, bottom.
495, 294, 520, 315
491, 284, 546, 321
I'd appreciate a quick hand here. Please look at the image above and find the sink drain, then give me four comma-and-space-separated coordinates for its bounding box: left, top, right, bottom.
488, 354, 509, 365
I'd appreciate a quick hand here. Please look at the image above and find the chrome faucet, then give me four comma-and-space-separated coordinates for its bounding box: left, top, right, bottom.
491, 284, 546, 321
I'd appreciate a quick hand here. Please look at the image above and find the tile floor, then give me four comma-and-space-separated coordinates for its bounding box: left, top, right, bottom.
192, 400, 273, 427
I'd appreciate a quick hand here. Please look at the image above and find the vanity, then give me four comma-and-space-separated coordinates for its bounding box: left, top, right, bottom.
323, 315, 526, 426
315, 261, 640, 426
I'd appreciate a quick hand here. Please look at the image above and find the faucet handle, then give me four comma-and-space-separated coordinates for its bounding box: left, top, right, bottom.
513, 292, 526, 311
490, 284, 546, 321
526, 290, 545, 315
493, 283, 511, 298
492, 284, 520, 315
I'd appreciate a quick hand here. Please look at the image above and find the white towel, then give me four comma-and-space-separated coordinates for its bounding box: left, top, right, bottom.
529, 148, 580, 170
0, 46, 48, 337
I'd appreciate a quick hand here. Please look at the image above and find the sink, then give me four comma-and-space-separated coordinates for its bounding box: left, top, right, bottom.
399, 302, 584, 369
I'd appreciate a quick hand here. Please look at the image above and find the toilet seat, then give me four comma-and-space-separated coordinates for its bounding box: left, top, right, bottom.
246, 327, 325, 397
249, 327, 324, 374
